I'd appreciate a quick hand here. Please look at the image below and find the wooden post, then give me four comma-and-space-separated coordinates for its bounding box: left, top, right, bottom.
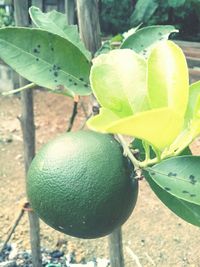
76, 1, 124, 266
13, 1, 42, 267
109, 227, 124, 267
76, 0, 101, 57
65, 0, 75, 24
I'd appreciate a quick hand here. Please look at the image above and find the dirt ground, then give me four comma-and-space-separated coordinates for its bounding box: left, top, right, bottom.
1, 91, 200, 267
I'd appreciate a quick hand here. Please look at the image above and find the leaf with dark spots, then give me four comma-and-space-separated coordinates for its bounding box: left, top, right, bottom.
0, 28, 91, 96
29, 6, 91, 60
190, 179, 197, 185
144, 156, 200, 206
164, 187, 171, 191
189, 175, 195, 180
33, 48, 39, 53
121, 25, 177, 55
144, 169, 200, 227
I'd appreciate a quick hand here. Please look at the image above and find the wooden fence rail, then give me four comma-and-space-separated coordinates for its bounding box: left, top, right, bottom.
174, 41, 200, 83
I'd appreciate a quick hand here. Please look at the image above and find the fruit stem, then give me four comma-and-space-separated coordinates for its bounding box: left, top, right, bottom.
116, 134, 141, 170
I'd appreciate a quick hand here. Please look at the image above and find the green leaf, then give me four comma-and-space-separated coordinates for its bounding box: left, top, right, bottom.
87, 107, 183, 151
146, 156, 200, 205
148, 41, 189, 114
144, 169, 200, 227
29, 6, 91, 60
0, 27, 91, 96
130, 0, 158, 27
95, 41, 112, 57
179, 146, 192, 156
131, 138, 156, 161
90, 49, 148, 117
121, 25, 178, 56
168, 0, 186, 8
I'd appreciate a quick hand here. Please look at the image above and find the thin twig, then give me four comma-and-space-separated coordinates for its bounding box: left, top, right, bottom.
80, 100, 89, 118
78, 112, 92, 130
0, 208, 25, 254
1, 83, 36, 96
126, 246, 143, 267
67, 96, 79, 132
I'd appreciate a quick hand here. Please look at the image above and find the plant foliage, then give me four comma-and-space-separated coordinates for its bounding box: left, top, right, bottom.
99, 0, 200, 40
1, 5, 200, 229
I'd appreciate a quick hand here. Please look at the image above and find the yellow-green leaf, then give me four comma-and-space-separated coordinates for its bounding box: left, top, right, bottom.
90, 49, 148, 117
88, 107, 183, 150
148, 41, 189, 115
185, 81, 200, 123
165, 81, 200, 156
87, 108, 120, 132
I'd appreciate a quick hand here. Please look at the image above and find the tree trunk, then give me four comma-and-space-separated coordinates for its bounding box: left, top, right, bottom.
13, 1, 42, 266
76, 0, 101, 57
65, 0, 75, 24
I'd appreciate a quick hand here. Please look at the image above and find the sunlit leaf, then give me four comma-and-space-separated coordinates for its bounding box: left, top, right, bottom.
148, 41, 189, 115
29, 6, 91, 60
90, 49, 148, 117
121, 25, 178, 56
88, 107, 183, 150
166, 81, 200, 155
87, 108, 120, 132
0, 27, 91, 96
185, 81, 200, 123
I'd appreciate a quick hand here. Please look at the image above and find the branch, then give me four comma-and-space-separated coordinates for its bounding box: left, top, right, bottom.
0, 207, 25, 254
67, 95, 79, 132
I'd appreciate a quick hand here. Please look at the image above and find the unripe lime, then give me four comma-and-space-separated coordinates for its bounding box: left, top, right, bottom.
27, 130, 138, 239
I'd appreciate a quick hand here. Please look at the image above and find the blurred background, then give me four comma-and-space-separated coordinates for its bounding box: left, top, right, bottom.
0, 0, 200, 40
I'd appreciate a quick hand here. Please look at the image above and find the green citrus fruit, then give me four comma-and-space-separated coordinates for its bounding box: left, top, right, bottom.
27, 130, 138, 239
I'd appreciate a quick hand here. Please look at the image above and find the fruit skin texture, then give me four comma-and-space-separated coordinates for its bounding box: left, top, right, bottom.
27, 130, 138, 239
